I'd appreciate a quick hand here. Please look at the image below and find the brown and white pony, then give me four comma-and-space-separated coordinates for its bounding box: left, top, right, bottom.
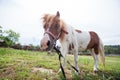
40, 11, 105, 73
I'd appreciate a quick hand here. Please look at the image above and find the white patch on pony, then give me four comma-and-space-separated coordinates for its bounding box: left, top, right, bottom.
76, 31, 90, 51
66, 26, 90, 51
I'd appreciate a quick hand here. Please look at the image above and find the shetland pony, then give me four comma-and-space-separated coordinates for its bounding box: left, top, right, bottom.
40, 11, 105, 72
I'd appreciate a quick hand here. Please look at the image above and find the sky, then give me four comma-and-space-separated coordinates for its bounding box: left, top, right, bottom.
0, 0, 120, 45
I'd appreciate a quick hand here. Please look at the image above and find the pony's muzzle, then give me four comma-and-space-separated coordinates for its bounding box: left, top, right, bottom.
40, 33, 55, 51
41, 40, 55, 51
40, 38, 49, 50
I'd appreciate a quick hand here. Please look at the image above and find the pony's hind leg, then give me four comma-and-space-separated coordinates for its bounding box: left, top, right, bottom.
91, 49, 99, 72
73, 48, 79, 74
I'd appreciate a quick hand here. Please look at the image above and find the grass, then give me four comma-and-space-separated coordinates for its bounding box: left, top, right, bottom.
0, 48, 120, 80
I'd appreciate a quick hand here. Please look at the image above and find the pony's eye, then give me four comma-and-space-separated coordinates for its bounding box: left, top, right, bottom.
44, 26, 46, 29
54, 22, 59, 29
44, 24, 47, 29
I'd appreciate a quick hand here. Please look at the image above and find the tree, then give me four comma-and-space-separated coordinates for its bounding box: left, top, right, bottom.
104, 45, 120, 54
4, 29, 20, 47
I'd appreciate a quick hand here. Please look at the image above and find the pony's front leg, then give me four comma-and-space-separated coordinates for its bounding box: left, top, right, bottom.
61, 45, 68, 68
58, 43, 68, 73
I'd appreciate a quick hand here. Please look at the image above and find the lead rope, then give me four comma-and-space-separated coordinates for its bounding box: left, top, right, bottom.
54, 46, 66, 79
54, 46, 78, 79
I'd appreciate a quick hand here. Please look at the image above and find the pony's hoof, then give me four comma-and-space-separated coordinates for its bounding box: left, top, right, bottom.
57, 69, 61, 74
93, 67, 98, 73
74, 71, 78, 75
94, 70, 98, 73
74, 69, 80, 75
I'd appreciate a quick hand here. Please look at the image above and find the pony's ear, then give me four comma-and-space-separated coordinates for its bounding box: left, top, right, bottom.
56, 11, 60, 18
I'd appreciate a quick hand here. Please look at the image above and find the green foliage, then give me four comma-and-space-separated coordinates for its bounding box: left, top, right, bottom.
0, 26, 3, 40
0, 26, 2, 35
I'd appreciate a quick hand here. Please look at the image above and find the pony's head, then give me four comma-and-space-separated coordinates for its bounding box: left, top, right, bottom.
40, 11, 65, 51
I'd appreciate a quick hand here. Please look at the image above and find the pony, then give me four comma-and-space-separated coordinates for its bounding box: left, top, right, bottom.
40, 11, 105, 73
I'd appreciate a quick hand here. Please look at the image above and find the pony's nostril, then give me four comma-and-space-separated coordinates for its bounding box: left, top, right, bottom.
47, 40, 50, 46
41, 44, 43, 48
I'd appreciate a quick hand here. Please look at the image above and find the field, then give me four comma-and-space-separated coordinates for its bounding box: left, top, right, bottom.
0, 48, 120, 80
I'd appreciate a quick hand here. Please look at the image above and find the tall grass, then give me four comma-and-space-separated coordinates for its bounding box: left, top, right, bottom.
0, 48, 120, 80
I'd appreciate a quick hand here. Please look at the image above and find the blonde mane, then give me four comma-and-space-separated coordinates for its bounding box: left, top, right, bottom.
42, 14, 67, 31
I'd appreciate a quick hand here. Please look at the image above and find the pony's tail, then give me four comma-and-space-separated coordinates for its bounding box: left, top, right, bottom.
99, 39, 105, 68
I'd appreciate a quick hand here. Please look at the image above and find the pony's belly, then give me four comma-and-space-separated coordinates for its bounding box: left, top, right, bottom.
77, 31, 90, 51
78, 46, 87, 51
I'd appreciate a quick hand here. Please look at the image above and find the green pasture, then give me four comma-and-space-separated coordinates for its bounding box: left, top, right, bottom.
0, 48, 120, 80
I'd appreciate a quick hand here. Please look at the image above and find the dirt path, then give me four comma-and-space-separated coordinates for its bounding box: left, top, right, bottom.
32, 67, 54, 74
